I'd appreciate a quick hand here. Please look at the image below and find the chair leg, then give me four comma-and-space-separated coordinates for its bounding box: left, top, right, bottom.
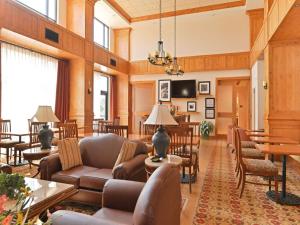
239, 169, 246, 198
274, 175, 279, 203
236, 167, 242, 189
236, 165, 240, 178
6, 148, 9, 164
182, 166, 185, 177
268, 177, 271, 191
189, 166, 192, 193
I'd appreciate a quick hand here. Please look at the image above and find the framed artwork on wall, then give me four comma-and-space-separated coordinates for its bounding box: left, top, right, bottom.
158, 80, 171, 102
205, 98, 215, 108
198, 81, 210, 95
187, 101, 197, 112
205, 109, 215, 119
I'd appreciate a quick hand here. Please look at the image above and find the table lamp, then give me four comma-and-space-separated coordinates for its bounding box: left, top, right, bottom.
31, 106, 60, 149
144, 103, 178, 158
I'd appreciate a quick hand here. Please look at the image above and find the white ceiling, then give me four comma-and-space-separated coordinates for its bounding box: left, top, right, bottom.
94, 0, 130, 28
114, 0, 238, 18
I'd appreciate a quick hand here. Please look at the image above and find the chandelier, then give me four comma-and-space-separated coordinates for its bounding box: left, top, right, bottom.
148, 0, 172, 66
165, 0, 184, 76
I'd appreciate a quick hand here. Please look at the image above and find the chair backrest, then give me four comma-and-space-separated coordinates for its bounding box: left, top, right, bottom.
98, 120, 111, 133
29, 121, 44, 145
59, 123, 78, 140
64, 119, 77, 124
113, 117, 120, 126
167, 126, 193, 160
233, 127, 245, 167
92, 118, 103, 133
106, 125, 128, 138
0, 119, 12, 140
133, 164, 181, 225
140, 123, 158, 136
179, 121, 200, 136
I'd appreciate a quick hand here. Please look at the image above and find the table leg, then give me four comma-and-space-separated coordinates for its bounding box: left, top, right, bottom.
266, 154, 300, 205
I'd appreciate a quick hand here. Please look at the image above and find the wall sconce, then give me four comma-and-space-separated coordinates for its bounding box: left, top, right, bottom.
88, 81, 92, 94
262, 81, 268, 90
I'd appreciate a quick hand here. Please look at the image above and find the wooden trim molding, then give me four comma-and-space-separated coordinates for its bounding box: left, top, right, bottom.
104, 0, 131, 24
131, 0, 246, 23
130, 52, 250, 75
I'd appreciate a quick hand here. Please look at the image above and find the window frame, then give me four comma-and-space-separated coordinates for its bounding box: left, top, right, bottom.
94, 17, 110, 50
16, 0, 57, 22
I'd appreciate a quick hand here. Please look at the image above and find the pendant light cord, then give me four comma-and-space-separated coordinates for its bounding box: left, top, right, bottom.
174, 0, 177, 57
159, 0, 162, 41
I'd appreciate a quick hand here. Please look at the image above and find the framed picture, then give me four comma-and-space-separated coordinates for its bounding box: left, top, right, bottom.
187, 101, 197, 112
205, 98, 215, 108
158, 80, 171, 102
198, 81, 210, 95
205, 109, 215, 119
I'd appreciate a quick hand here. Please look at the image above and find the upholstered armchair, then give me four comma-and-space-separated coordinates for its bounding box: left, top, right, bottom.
40, 134, 148, 206
51, 164, 182, 225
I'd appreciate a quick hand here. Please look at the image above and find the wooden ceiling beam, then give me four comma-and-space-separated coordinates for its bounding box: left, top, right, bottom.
131, 0, 246, 23
104, 0, 132, 23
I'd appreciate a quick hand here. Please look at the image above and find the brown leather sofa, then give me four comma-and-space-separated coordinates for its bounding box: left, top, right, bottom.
0, 163, 12, 174
51, 164, 181, 225
40, 134, 148, 206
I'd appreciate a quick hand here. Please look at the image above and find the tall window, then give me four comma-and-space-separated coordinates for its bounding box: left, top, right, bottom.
1, 43, 58, 132
93, 73, 110, 120
94, 18, 109, 49
16, 0, 57, 21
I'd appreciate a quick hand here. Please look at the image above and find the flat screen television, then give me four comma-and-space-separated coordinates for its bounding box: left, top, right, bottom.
171, 80, 196, 98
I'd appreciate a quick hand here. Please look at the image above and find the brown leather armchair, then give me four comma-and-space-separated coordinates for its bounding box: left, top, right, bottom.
40, 134, 148, 206
51, 164, 181, 225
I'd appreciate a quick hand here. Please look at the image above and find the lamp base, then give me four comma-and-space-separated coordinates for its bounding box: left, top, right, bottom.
152, 126, 170, 158
38, 124, 53, 149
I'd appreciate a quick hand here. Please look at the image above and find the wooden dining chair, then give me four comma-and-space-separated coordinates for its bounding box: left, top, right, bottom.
14, 121, 43, 165
233, 127, 279, 200
0, 119, 20, 164
105, 125, 129, 138
59, 123, 79, 140
64, 119, 77, 124
167, 126, 196, 193
98, 120, 112, 134
112, 117, 120, 126
232, 127, 265, 177
92, 118, 103, 133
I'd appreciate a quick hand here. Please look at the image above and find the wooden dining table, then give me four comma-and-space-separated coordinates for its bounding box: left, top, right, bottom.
255, 144, 300, 205
250, 136, 299, 145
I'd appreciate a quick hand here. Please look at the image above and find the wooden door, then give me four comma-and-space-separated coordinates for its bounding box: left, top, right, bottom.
131, 82, 155, 134
216, 77, 250, 135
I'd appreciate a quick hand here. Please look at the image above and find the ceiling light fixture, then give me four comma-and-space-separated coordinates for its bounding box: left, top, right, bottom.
148, 0, 172, 66
165, 0, 184, 76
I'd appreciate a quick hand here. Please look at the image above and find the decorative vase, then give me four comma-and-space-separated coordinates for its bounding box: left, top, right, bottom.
152, 126, 170, 158
38, 124, 54, 149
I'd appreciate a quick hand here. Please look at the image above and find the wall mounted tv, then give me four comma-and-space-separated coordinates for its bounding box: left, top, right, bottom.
171, 80, 196, 98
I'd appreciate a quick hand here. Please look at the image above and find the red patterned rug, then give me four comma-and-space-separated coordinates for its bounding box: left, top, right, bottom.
193, 141, 300, 225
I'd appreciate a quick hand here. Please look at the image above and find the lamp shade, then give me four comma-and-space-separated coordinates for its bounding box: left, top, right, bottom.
144, 104, 178, 125
31, 106, 60, 123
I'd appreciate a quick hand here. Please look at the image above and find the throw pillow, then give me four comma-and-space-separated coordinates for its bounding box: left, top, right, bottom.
58, 138, 83, 171
112, 140, 137, 174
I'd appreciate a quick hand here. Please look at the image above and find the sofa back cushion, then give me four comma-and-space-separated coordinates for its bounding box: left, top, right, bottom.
133, 164, 181, 225
58, 138, 83, 171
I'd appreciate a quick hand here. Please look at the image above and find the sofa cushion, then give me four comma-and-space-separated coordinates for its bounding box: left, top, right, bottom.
93, 208, 133, 225
51, 166, 98, 188
113, 141, 137, 174
58, 138, 83, 171
80, 169, 113, 191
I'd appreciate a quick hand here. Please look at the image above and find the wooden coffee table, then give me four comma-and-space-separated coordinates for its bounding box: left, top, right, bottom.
24, 178, 77, 219
23, 146, 58, 177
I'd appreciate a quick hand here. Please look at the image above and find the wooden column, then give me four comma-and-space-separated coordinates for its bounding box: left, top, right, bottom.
67, 0, 94, 133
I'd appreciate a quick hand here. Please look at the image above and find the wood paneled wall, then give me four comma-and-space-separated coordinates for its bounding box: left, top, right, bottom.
130, 52, 250, 75
113, 28, 131, 61
247, 9, 264, 48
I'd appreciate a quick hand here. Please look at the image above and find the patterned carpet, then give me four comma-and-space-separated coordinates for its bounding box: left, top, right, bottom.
193, 140, 300, 225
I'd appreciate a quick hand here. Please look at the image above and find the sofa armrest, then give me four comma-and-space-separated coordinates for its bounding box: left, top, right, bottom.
113, 154, 147, 181
40, 153, 62, 180
102, 179, 144, 212
51, 210, 119, 225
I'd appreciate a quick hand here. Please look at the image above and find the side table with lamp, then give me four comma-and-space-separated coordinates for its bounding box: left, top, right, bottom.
31, 105, 60, 149
143, 103, 182, 176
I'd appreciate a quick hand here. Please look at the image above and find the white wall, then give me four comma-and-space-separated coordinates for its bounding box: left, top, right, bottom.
251, 60, 264, 130
130, 7, 250, 61
131, 70, 251, 133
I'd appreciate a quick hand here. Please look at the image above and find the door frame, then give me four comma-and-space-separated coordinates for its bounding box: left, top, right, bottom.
215, 76, 251, 136
130, 80, 156, 134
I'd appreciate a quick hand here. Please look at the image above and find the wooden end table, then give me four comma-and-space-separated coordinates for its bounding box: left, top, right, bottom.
23, 146, 58, 177
145, 154, 182, 177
